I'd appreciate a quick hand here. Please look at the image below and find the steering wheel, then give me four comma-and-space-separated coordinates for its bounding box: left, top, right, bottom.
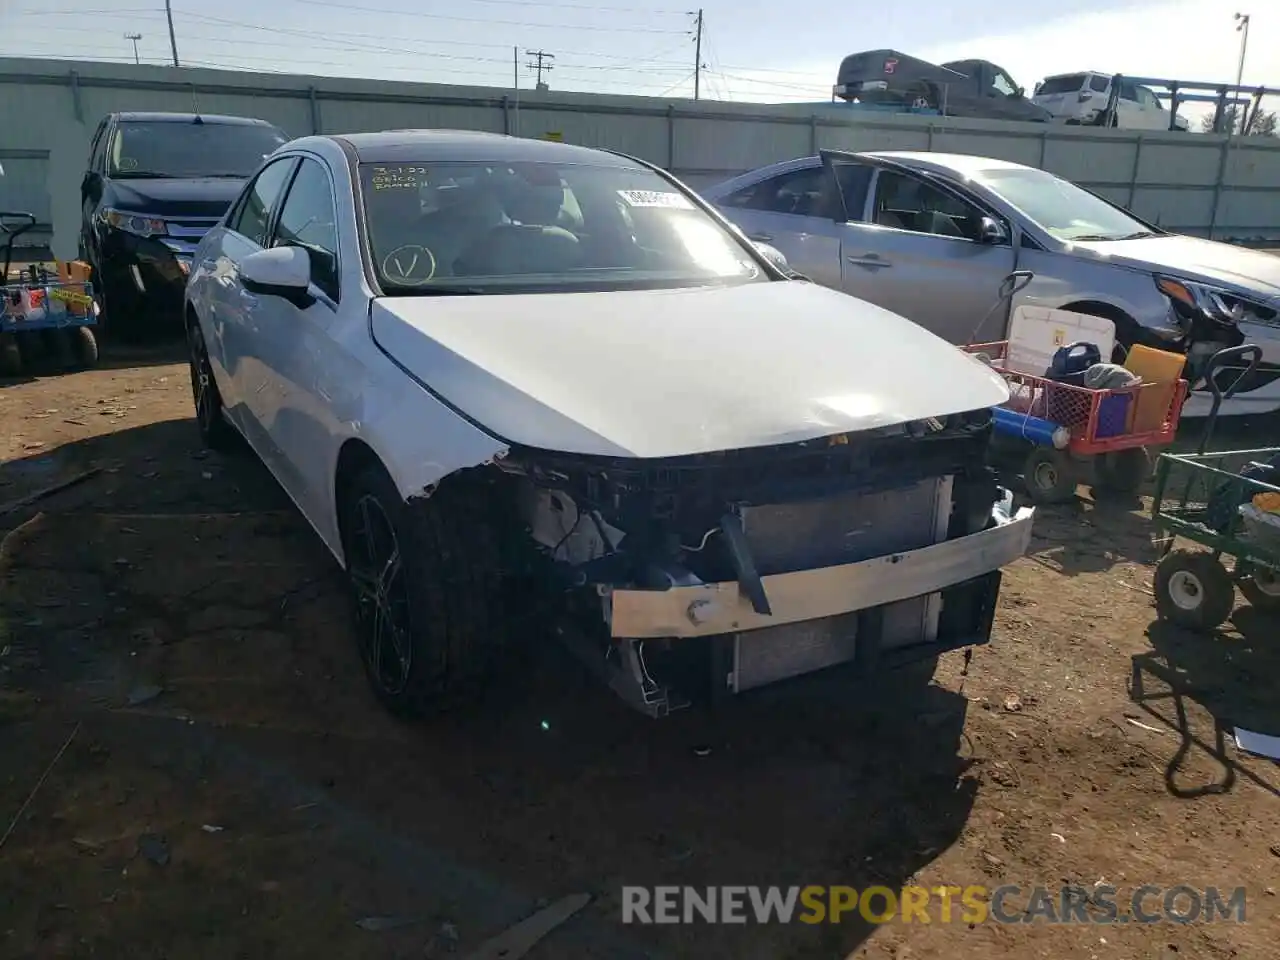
380, 244, 437, 286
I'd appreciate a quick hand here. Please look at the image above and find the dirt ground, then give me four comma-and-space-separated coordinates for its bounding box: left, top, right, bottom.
2, 343, 1279, 960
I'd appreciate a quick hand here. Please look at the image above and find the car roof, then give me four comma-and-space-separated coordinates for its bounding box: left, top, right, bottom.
113, 111, 278, 126
863, 151, 1035, 176
332, 129, 643, 168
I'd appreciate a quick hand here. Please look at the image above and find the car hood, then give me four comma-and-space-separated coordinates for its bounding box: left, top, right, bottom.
104, 176, 245, 219
1069, 234, 1280, 301
370, 281, 1010, 459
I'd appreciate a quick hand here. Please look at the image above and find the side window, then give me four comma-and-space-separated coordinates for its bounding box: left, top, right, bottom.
1090, 75, 1110, 93
723, 167, 831, 218
271, 157, 340, 302
1139, 87, 1163, 109
990, 70, 1018, 97
1119, 80, 1139, 102
229, 158, 297, 247
871, 171, 996, 242
830, 162, 874, 221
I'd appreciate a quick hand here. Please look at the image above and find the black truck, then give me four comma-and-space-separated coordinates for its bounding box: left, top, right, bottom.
834, 49, 1052, 123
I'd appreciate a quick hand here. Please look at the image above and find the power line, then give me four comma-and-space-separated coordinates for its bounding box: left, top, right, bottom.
255, 0, 690, 33
7, 43, 697, 93
23, 21, 692, 73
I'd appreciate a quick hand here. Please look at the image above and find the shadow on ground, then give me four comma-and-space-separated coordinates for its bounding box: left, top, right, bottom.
1129, 606, 1280, 801
0, 419, 981, 959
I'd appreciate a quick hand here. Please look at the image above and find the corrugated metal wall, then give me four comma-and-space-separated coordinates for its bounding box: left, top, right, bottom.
3, 56, 1280, 260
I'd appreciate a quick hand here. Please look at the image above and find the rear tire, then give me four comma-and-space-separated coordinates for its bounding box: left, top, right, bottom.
338, 462, 513, 719
1236, 560, 1280, 611
71, 326, 99, 368
1095, 447, 1151, 494
1154, 549, 1235, 630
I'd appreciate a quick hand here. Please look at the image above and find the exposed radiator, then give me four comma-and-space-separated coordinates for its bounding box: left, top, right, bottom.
729, 475, 954, 693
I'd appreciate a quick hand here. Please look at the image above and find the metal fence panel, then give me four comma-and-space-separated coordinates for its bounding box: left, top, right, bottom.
3, 57, 1279, 259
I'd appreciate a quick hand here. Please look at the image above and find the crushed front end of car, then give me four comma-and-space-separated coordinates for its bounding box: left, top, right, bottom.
500, 408, 1034, 717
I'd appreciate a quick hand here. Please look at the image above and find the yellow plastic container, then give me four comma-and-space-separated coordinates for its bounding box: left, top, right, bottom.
1124, 344, 1187, 435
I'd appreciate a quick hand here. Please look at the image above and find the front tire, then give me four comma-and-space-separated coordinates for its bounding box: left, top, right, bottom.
187, 319, 236, 451
1154, 549, 1235, 630
339, 462, 512, 719
1023, 447, 1078, 504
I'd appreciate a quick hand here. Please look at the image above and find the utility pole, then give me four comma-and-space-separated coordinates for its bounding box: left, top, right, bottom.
525, 49, 554, 90
693, 8, 703, 100
125, 32, 142, 65
1232, 12, 1250, 136
164, 0, 180, 66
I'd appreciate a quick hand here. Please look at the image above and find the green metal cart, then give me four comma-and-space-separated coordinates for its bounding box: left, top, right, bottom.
1150, 344, 1280, 630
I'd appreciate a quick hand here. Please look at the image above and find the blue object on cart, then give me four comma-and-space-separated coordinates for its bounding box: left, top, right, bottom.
992, 406, 1066, 447
1096, 393, 1132, 438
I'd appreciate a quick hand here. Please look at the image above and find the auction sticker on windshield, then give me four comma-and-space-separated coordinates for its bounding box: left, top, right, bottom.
370, 165, 430, 190
617, 189, 694, 209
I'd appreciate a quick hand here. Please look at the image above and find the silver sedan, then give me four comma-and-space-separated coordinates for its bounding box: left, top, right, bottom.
702, 150, 1280, 418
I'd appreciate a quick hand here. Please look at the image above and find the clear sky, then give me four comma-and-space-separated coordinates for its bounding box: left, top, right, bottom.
2, 0, 1276, 114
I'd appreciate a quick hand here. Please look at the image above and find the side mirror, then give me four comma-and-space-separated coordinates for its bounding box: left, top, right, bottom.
1015, 86, 1025, 99
239, 245, 315, 308
753, 240, 790, 271
1034, 81, 1043, 95
978, 216, 1009, 245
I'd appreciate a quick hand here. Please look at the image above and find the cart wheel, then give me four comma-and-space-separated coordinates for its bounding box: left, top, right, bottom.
1154, 549, 1236, 630
1023, 447, 1078, 504
0, 332, 21, 377
1235, 560, 1280, 611
1095, 447, 1152, 495
71, 327, 99, 369
43, 328, 75, 371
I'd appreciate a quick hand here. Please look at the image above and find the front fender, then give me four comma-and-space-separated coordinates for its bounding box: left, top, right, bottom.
321, 347, 510, 567
1013, 249, 1170, 329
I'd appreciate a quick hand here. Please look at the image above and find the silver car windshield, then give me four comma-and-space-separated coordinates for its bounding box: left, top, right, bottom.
977, 167, 1155, 242
358, 160, 763, 294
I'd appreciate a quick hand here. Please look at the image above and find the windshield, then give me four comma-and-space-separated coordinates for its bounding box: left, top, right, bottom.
358, 159, 763, 294
977, 167, 1156, 242
108, 121, 289, 178
1036, 75, 1086, 95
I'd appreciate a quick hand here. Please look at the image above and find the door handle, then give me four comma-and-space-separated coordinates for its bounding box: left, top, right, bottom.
747, 233, 773, 243
847, 253, 893, 270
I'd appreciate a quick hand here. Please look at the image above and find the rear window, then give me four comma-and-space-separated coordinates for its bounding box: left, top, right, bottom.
108, 121, 289, 179
1037, 75, 1086, 95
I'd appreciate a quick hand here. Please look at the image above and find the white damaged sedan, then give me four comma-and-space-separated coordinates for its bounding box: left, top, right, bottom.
184, 130, 1033, 719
